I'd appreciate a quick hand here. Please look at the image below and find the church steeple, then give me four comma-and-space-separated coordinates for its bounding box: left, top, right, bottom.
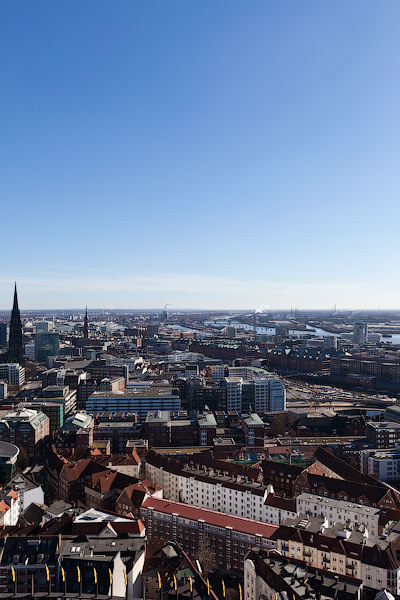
12, 283, 19, 313
7, 283, 23, 364
83, 307, 89, 339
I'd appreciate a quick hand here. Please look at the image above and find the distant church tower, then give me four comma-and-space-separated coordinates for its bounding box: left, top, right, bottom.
0, 284, 24, 364
83, 307, 89, 339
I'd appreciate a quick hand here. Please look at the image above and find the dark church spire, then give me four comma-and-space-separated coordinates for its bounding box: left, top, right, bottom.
12, 283, 19, 313
7, 283, 23, 364
83, 307, 89, 339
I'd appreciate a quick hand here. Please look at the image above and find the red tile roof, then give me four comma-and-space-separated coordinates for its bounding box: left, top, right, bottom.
141, 497, 278, 539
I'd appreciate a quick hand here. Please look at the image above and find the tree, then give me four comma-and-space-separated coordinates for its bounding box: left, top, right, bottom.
196, 533, 217, 577
16, 447, 30, 472
267, 412, 296, 437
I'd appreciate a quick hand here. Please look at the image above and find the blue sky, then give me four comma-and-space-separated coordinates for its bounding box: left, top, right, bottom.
1, 1, 400, 309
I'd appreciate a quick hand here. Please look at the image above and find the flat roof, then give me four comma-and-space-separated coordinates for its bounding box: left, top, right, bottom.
89, 388, 179, 399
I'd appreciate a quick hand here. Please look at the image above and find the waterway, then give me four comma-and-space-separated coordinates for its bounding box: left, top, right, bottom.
204, 320, 336, 337
167, 324, 211, 337
192, 320, 400, 344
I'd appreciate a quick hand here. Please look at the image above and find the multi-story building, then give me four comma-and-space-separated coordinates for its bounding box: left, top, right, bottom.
0, 381, 7, 400
272, 514, 400, 595
0, 409, 49, 461
268, 378, 286, 412
144, 451, 285, 522
39, 384, 77, 415
353, 321, 368, 344
197, 413, 217, 446
210, 364, 226, 381
24, 341, 35, 361
266, 346, 331, 374
34, 332, 60, 362
84, 469, 139, 511
253, 379, 270, 413
87, 387, 180, 419
140, 496, 277, 573
223, 375, 286, 414
366, 421, 400, 449
296, 492, 380, 536
330, 357, 400, 385
86, 360, 129, 382
385, 405, 400, 424
187, 379, 227, 412
292, 469, 400, 510
361, 447, 400, 482
0, 441, 19, 484
116, 480, 162, 517
242, 413, 265, 447
34, 320, 54, 333
54, 412, 94, 447
0, 536, 59, 596
58, 459, 108, 503
20, 401, 64, 435
224, 377, 243, 412
262, 461, 304, 497
244, 549, 362, 600
93, 418, 141, 453
77, 374, 126, 409
59, 534, 145, 598
0, 363, 25, 387
4, 472, 44, 511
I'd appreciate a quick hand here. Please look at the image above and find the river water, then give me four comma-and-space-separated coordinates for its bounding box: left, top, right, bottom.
181, 320, 400, 344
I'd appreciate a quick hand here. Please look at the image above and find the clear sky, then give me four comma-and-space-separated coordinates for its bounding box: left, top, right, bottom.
2, 1, 400, 310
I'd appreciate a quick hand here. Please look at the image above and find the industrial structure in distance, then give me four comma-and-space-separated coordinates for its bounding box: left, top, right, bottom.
1, 285, 400, 599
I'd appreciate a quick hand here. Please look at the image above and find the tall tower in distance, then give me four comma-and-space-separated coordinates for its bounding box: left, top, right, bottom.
0, 283, 24, 364
83, 307, 89, 339
353, 321, 368, 344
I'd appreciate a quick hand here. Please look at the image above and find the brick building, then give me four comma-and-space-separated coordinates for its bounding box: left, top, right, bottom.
140, 497, 277, 573
0, 409, 50, 461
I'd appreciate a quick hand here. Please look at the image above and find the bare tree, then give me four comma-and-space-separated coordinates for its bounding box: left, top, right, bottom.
196, 533, 217, 577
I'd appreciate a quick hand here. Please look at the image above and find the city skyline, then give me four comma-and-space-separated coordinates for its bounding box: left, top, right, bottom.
2, 275, 400, 311
3, 2, 400, 309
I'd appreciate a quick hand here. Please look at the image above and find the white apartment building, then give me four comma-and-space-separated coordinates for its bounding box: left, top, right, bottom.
296, 492, 380, 536
275, 517, 400, 595
224, 377, 243, 412
0, 364, 25, 387
361, 448, 400, 482
225, 371, 286, 413
144, 452, 288, 523
5, 473, 45, 512
254, 379, 269, 413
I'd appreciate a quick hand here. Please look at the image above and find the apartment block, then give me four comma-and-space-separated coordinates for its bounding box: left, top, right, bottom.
140, 496, 277, 573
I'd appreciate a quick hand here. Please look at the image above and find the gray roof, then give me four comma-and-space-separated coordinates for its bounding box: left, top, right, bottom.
198, 413, 217, 427
0, 441, 19, 459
